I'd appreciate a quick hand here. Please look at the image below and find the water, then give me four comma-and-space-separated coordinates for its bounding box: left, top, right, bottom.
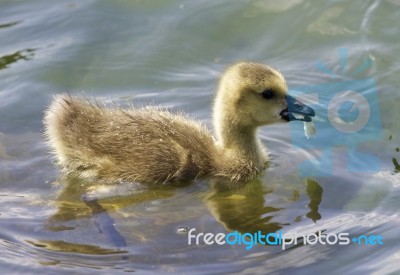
1, 0, 399, 274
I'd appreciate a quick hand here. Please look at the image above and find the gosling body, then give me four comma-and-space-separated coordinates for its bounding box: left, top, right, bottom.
44, 62, 315, 183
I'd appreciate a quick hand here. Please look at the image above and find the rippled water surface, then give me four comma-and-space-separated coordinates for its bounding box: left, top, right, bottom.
1, 0, 399, 274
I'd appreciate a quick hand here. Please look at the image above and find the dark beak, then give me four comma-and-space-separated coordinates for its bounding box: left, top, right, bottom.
280, 95, 315, 122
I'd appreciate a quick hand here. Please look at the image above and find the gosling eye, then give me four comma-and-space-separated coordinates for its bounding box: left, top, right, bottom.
261, 89, 275, 99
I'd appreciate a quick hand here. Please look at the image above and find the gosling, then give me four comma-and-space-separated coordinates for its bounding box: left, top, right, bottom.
44, 62, 315, 184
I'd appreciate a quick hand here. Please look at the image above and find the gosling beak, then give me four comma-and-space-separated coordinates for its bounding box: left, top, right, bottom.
280, 95, 315, 122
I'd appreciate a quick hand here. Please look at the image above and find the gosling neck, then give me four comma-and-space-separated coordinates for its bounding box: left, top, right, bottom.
213, 112, 266, 165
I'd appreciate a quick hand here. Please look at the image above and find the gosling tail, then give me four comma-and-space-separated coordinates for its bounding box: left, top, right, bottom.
43, 94, 78, 166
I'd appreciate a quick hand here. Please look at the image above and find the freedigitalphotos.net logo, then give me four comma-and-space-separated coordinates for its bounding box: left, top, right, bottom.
187, 228, 383, 251
289, 48, 382, 177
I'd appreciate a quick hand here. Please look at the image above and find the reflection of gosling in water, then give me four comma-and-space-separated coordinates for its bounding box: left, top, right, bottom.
44, 62, 315, 183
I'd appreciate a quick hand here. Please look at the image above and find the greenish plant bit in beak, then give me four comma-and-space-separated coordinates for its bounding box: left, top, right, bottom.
304, 121, 317, 140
